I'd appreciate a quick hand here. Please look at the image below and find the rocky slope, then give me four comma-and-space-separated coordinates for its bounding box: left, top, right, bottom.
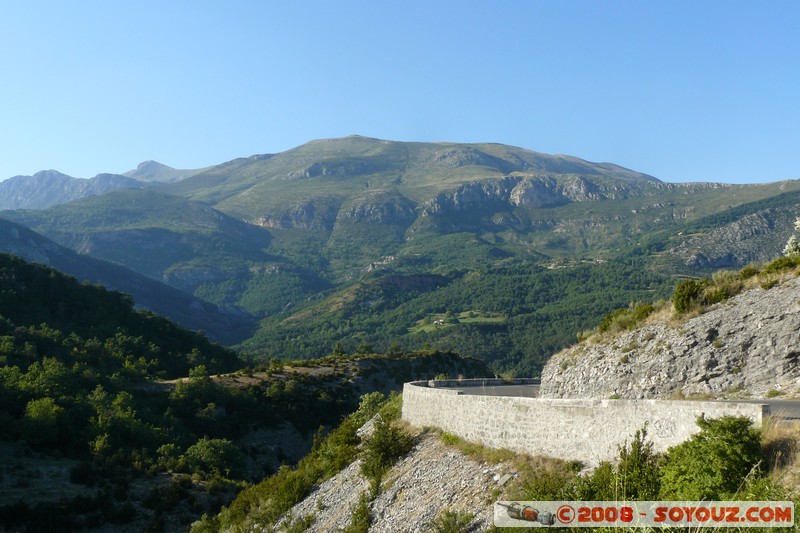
540, 275, 800, 399
272, 431, 510, 533
0, 171, 143, 210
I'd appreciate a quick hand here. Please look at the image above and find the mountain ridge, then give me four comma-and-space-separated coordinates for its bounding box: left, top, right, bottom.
4, 136, 800, 373
0, 171, 143, 210
0, 216, 255, 344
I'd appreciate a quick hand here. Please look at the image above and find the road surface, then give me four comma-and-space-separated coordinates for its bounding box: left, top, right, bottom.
452, 383, 800, 419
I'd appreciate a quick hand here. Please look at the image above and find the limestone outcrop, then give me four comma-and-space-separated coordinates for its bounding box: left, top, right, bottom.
273, 432, 507, 533
541, 276, 800, 399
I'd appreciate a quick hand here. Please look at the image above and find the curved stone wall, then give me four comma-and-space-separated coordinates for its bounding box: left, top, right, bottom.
402, 379, 767, 465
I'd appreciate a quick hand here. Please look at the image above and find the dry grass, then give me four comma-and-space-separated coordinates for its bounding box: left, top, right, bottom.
762, 416, 800, 476
575, 263, 800, 352
434, 429, 517, 464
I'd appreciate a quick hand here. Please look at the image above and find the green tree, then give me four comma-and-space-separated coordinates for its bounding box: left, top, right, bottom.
615, 426, 660, 499
576, 427, 660, 501
185, 437, 245, 478
672, 278, 707, 314
23, 397, 65, 446
360, 415, 414, 494
332, 342, 347, 357
659, 416, 761, 500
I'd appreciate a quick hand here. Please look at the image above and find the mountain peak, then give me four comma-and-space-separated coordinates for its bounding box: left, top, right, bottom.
123, 160, 204, 183
30, 170, 74, 182
135, 160, 170, 171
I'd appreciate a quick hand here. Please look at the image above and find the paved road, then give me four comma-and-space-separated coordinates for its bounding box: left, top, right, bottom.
456, 384, 539, 397
453, 384, 800, 419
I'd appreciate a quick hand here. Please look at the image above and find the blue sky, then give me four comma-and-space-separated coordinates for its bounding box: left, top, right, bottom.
1, 1, 798, 184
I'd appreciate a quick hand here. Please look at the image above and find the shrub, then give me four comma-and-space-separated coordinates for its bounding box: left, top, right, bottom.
184, 437, 245, 479
22, 397, 65, 447
761, 279, 779, 290
615, 427, 660, 499
738, 264, 760, 279
512, 457, 580, 501
69, 461, 97, 486
211, 391, 391, 531
344, 491, 371, 533
762, 255, 800, 275
672, 278, 708, 314
659, 416, 761, 500
431, 509, 474, 533
597, 303, 655, 334
575, 427, 659, 500
360, 415, 414, 494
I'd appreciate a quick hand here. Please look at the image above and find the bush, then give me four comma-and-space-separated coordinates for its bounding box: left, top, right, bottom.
672, 278, 708, 314
431, 509, 474, 532
659, 416, 761, 500
69, 461, 97, 486
344, 491, 371, 533
360, 416, 414, 493
738, 264, 760, 279
762, 255, 800, 275
575, 427, 659, 500
512, 457, 580, 501
615, 427, 660, 499
22, 397, 65, 447
597, 303, 655, 334
184, 437, 245, 479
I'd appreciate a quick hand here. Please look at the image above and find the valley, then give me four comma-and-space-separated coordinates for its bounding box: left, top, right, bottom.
2, 136, 800, 530
3, 136, 800, 376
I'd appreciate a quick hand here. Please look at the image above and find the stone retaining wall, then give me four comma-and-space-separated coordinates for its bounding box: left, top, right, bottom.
402, 380, 767, 465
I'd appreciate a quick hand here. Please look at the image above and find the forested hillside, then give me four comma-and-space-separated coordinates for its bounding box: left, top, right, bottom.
5, 137, 800, 376
0, 253, 487, 531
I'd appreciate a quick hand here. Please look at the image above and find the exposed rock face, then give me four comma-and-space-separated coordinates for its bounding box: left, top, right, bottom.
336, 192, 417, 224
288, 157, 393, 180
251, 200, 340, 230
541, 276, 800, 399
273, 432, 507, 532
0, 171, 143, 210
670, 208, 800, 268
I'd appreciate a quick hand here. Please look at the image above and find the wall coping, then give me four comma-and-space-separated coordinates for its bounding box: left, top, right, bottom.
413, 378, 541, 388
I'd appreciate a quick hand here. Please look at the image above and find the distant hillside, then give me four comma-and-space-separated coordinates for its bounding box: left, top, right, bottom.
0, 251, 490, 531
0, 217, 255, 344
161, 135, 661, 221
4, 136, 800, 373
0, 252, 241, 376
0, 170, 143, 210
0, 160, 203, 211
123, 160, 208, 183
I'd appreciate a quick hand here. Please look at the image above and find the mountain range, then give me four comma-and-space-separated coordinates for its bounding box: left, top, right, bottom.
2, 135, 799, 374
0, 161, 206, 210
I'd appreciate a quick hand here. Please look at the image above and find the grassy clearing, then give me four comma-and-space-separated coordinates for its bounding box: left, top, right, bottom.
408, 310, 506, 334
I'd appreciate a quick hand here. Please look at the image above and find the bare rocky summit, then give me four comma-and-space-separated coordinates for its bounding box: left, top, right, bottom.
541, 275, 800, 399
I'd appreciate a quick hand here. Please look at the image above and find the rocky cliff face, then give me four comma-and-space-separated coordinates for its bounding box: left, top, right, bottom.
250, 173, 670, 232
540, 276, 800, 399
419, 174, 658, 216
271, 431, 509, 533
0, 171, 143, 210
670, 207, 800, 268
